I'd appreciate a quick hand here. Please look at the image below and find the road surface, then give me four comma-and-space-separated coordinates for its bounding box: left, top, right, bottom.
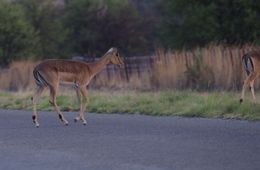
0, 109, 259, 170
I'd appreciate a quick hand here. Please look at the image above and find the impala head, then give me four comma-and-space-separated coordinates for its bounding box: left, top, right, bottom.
106, 47, 124, 68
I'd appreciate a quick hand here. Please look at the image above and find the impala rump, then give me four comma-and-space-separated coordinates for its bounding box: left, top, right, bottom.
242, 54, 254, 76
240, 50, 260, 103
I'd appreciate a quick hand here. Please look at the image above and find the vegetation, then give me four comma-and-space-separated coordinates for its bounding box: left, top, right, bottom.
159, 0, 260, 48
0, 1, 37, 65
0, 0, 259, 65
0, 0, 259, 118
0, 45, 255, 91
0, 90, 260, 120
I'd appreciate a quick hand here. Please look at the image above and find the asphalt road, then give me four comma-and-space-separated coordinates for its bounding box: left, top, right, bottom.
0, 109, 260, 170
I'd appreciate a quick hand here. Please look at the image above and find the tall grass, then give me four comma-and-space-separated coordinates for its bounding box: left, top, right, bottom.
151, 45, 256, 90
0, 45, 259, 91
0, 61, 37, 91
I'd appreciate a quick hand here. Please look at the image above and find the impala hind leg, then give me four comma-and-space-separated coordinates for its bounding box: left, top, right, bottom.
49, 86, 69, 126
240, 73, 258, 103
250, 80, 256, 103
74, 87, 88, 125
32, 85, 46, 127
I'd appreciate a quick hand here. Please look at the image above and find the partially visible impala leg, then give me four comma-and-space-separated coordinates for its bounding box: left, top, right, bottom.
240, 72, 258, 103
250, 80, 256, 103
32, 85, 46, 127
49, 85, 69, 126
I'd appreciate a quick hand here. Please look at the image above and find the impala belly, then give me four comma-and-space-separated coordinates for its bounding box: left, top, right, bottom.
59, 72, 78, 87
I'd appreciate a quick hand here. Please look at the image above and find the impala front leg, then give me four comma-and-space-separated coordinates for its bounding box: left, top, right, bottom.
74, 87, 88, 125
74, 88, 82, 123
80, 88, 89, 125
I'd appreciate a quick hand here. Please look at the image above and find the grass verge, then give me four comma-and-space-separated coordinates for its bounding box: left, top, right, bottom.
0, 90, 259, 120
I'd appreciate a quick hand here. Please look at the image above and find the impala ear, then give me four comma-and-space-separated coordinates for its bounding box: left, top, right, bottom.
107, 47, 117, 54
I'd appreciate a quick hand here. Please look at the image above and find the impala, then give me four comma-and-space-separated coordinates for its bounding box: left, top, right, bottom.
240, 50, 260, 103
32, 47, 124, 127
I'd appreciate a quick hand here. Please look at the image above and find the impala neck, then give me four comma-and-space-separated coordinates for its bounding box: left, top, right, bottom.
89, 55, 110, 76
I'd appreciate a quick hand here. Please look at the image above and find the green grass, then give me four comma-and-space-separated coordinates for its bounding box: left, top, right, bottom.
0, 90, 260, 120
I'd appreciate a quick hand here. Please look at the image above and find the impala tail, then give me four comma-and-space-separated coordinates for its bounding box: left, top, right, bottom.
242, 53, 254, 76
33, 68, 48, 87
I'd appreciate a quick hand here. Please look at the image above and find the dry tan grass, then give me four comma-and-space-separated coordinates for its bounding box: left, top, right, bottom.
151, 45, 260, 90
0, 45, 259, 91
0, 60, 37, 91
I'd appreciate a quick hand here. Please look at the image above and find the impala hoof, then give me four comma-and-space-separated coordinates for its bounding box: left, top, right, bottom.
83, 121, 87, 126
239, 99, 243, 103
64, 120, 69, 126
74, 117, 80, 122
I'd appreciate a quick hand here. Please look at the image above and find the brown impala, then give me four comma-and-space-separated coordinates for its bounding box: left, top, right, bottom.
32, 48, 124, 127
240, 50, 260, 103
